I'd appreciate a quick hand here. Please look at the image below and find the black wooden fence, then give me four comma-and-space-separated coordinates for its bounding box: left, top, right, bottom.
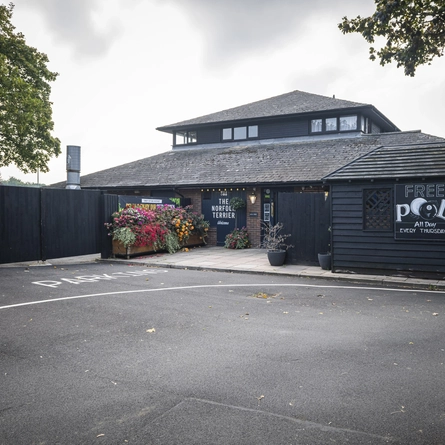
0, 186, 118, 264
277, 192, 330, 265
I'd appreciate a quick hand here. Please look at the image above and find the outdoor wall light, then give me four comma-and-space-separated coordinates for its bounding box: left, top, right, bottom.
249, 188, 257, 205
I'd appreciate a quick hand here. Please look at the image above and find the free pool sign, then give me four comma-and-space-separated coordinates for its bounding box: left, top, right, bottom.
395, 184, 445, 240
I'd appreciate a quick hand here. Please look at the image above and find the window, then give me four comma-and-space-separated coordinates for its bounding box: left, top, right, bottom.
364, 189, 392, 230
311, 117, 340, 133
325, 118, 337, 132
340, 115, 357, 131
187, 131, 197, 144
175, 130, 197, 145
248, 125, 258, 138
222, 128, 232, 140
234, 127, 247, 140
222, 125, 258, 141
311, 115, 359, 133
175, 131, 186, 145
311, 119, 322, 133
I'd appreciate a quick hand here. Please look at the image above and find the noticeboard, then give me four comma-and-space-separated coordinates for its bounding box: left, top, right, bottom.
118, 196, 191, 210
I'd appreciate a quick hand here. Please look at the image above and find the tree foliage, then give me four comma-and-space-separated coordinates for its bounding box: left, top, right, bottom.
1, 175, 44, 187
338, 0, 445, 76
0, 2, 60, 173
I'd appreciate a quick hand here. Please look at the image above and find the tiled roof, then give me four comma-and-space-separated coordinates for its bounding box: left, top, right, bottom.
76, 131, 445, 189
325, 141, 445, 181
157, 90, 369, 131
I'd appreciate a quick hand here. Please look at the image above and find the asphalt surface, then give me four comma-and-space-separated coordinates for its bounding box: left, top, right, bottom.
1, 262, 444, 444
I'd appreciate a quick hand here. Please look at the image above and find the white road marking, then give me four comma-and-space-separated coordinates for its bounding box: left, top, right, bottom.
0, 283, 443, 311
32, 269, 169, 288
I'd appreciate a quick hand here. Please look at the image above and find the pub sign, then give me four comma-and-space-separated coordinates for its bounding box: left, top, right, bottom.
395, 183, 445, 240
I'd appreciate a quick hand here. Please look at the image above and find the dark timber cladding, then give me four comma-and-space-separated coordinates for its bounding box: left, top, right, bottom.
330, 183, 445, 276
0, 186, 119, 264
0, 185, 41, 264
277, 192, 330, 265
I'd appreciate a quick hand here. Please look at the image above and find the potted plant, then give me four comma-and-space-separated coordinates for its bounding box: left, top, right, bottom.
318, 226, 331, 270
224, 227, 251, 249
259, 222, 293, 266
317, 252, 331, 270
229, 197, 246, 228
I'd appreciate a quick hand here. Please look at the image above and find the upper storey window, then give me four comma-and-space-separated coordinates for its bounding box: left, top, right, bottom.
234, 127, 247, 139
311, 119, 322, 132
223, 125, 258, 141
311, 115, 357, 134
326, 117, 337, 131
175, 130, 197, 145
340, 116, 357, 131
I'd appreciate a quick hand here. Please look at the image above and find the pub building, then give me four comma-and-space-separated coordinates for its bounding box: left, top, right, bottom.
75, 90, 445, 277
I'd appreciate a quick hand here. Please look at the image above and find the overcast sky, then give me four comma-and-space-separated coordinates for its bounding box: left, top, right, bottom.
2, 0, 445, 185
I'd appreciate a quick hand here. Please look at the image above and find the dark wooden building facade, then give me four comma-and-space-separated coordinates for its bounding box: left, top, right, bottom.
325, 142, 445, 277
70, 90, 445, 276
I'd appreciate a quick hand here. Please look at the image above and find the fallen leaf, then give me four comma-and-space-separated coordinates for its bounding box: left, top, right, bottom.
433, 313, 439, 316
146, 328, 156, 333
97, 434, 105, 437
390, 406, 406, 415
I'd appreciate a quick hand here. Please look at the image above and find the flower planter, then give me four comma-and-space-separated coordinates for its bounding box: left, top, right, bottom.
318, 252, 331, 270
267, 249, 286, 266
112, 233, 205, 259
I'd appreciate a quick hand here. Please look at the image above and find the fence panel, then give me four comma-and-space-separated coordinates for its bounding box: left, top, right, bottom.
277, 192, 330, 265
0, 186, 119, 264
0, 186, 41, 264
41, 189, 103, 261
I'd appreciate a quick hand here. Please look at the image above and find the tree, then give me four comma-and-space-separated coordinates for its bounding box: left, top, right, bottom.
338, 0, 445, 77
0, 2, 60, 173
1, 175, 44, 187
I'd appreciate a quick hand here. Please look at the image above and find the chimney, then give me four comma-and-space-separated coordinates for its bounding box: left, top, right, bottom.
66, 145, 81, 189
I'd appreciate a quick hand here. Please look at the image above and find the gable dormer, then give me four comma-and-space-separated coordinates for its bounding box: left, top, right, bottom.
156, 90, 400, 148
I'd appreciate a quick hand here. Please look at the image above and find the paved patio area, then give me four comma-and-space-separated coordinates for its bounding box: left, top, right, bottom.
3, 246, 445, 291
106, 246, 445, 291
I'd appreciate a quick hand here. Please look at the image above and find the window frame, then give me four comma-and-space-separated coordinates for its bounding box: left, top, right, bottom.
363, 188, 393, 232
222, 125, 259, 142
174, 130, 198, 146
339, 115, 358, 132
310, 115, 359, 135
